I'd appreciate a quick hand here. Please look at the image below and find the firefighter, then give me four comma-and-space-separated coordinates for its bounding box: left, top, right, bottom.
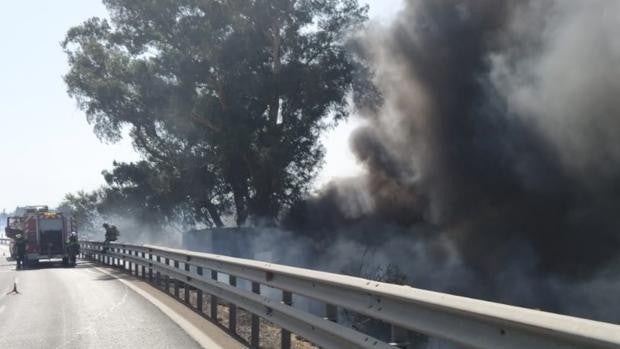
102, 223, 119, 253
66, 232, 80, 266
14, 233, 27, 270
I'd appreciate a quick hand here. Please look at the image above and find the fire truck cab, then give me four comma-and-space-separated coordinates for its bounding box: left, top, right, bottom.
5, 206, 77, 266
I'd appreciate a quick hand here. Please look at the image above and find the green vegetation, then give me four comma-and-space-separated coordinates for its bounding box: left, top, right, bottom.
62, 0, 372, 227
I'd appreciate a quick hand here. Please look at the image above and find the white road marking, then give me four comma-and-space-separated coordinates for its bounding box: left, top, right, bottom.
93, 266, 223, 349
0, 305, 5, 314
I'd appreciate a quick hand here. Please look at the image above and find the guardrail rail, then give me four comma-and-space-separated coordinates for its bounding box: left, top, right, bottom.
79, 241, 620, 349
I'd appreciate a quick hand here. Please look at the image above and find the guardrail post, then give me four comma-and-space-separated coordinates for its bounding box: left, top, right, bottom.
210, 270, 218, 321
173, 260, 180, 298
229, 275, 237, 334
325, 304, 338, 322
281, 291, 292, 349
164, 258, 170, 294
149, 251, 154, 282
184, 261, 190, 304
251, 282, 260, 349
156, 256, 161, 286
196, 267, 204, 313
141, 251, 146, 279
390, 326, 411, 349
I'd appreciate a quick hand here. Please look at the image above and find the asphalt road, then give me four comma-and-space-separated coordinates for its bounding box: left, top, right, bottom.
0, 245, 202, 349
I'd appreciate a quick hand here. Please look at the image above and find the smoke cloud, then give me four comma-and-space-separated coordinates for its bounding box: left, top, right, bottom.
282, 0, 620, 323
352, 0, 620, 277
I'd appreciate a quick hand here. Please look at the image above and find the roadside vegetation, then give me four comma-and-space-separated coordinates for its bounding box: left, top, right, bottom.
61, 0, 373, 230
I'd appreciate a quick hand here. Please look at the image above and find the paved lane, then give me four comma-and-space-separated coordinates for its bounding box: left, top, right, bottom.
0, 245, 202, 349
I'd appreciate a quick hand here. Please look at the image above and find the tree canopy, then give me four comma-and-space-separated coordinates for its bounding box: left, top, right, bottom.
63, 0, 370, 226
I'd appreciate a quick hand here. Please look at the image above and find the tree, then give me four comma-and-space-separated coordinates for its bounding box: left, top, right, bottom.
63, 0, 370, 225
99, 160, 225, 229
58, 190, 102, 233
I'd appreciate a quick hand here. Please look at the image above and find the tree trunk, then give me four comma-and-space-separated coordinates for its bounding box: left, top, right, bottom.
268, 17, 283, 126
233, 191, 248, 227
231, 178, 249, 226
205, 202, 224, 228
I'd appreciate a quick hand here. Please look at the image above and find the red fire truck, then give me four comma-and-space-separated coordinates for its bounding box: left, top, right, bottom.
5, 206, 77, 266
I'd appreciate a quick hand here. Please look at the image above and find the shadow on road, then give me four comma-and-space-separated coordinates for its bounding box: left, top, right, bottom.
5, 260, 98, 272
92, 268, 130, 282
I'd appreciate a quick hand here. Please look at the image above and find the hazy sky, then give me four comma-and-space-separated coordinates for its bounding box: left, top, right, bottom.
0, 0, 403, 211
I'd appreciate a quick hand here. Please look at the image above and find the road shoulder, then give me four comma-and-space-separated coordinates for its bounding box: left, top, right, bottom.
93, 266, 246, 349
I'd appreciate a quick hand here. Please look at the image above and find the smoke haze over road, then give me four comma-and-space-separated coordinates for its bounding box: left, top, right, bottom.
285, 0, 620, 323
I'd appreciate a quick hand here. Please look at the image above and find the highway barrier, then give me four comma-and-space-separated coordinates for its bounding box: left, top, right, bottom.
79, 241, 620, 349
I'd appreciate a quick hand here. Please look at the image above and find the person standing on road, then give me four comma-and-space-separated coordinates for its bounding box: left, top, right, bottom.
14, 234, 27, 270
66, 232, 80, 266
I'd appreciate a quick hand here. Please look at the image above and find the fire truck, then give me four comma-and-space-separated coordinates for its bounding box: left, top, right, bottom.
5, 206, 77, 266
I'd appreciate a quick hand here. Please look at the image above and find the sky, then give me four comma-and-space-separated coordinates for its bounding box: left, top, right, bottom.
0, 0, 403, 211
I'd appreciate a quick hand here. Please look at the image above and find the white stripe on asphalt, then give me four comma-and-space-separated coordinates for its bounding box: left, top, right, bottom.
93, 266, 223, 349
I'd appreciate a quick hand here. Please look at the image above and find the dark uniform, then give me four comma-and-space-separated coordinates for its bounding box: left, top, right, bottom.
102, 223, 119, 253
66, 234, 80, 266
15, 235, 27, 270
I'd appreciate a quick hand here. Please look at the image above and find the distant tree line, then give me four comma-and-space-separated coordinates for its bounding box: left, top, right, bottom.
61, 0, 375, 229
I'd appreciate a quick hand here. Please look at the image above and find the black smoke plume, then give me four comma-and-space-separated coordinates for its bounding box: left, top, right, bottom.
285, 0, 620, 322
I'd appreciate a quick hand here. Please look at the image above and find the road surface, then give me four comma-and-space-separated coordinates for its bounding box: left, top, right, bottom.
0, 245, 203, 349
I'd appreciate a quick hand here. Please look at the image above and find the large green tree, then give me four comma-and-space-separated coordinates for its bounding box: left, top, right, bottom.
63, 0, 369, 225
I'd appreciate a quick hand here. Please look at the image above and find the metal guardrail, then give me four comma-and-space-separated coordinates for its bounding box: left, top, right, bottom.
79, 241, 620, 349
0, 238, 10, 245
